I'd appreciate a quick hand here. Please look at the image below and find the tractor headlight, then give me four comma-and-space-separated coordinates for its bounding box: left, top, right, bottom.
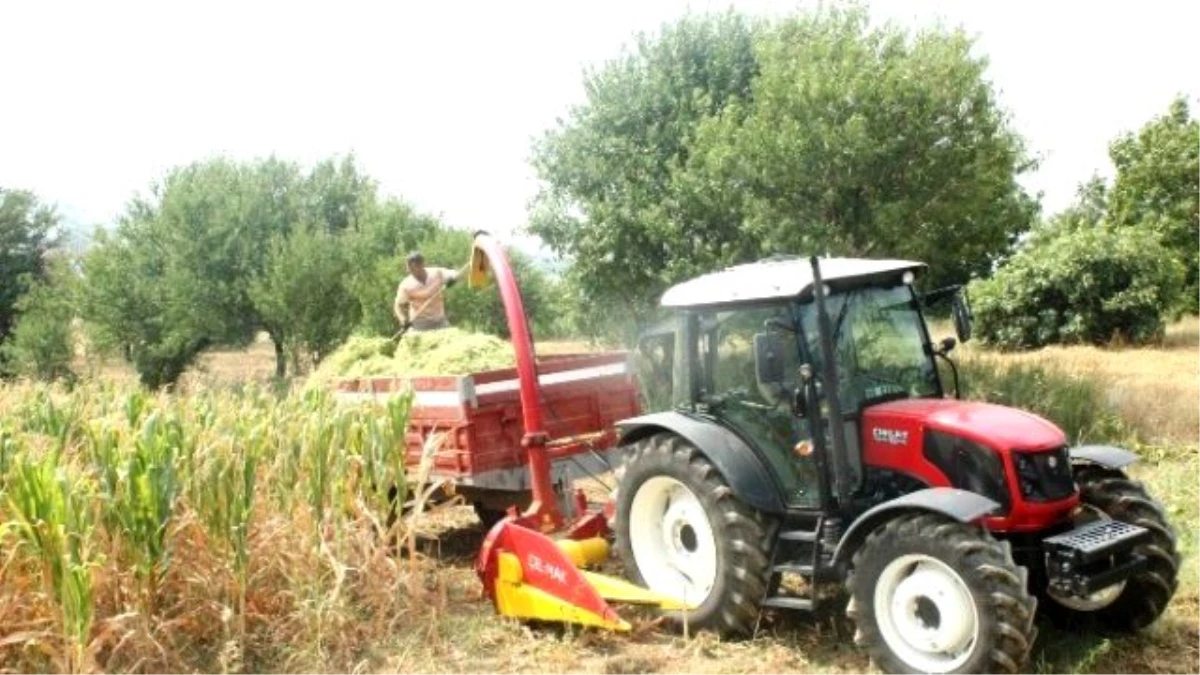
1013, 447, 1075, 502
923, 431, 1011, 512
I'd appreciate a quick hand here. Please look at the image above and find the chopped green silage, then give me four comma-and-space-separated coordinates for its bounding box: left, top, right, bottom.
311, 329, 514, 385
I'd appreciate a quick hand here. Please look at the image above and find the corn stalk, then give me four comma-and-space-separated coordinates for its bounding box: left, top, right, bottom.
114, 411, 181, 615
5, 454, 96, 673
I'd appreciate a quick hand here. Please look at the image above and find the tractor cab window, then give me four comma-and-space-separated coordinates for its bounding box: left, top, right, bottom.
799, 283, 940, 412
696, 305, 820, 507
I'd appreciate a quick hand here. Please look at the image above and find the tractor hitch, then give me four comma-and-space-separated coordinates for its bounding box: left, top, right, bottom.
1042, 520, 1150, 597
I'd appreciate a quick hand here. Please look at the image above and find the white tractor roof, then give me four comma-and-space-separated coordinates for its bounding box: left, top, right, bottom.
661, 256, 925, 308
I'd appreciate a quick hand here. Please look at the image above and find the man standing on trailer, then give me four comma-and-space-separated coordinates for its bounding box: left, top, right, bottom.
393, 251, 459, 333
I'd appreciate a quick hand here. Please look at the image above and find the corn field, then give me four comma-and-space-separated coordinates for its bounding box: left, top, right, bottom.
0, 380, 429, 673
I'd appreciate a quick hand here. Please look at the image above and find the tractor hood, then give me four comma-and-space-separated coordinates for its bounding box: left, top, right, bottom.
864, 399, 1067, 452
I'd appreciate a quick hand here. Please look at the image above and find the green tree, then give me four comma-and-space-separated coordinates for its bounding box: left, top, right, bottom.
1, 188, 60, 357
685, 8, 1037, 289
80, 154, 393, 386
249, 224, 359, 372
1, 255, 77, 381
529, 10, 762, 334
1026, 175, 1108, 247
79, 225, 210, 389
304, 154, 378, 233
530, 7, 1038, 336
1107, 96, 1199, 312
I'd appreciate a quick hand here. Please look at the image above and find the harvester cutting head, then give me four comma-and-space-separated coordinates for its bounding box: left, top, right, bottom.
476, 519, 691, 631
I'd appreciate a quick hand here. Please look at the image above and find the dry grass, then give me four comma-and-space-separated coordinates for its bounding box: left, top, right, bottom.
954, 317, 1199, 444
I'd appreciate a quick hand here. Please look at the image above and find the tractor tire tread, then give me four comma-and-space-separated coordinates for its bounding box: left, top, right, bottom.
615, 432, 773, 637
1045, 465, 1181, 633
845, 512, 1035, 674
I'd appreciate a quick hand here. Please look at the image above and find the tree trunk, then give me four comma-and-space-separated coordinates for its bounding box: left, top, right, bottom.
270, 332, 286, 379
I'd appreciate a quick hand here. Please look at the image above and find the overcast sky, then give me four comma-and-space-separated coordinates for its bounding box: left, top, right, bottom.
1, 0, 1196, 254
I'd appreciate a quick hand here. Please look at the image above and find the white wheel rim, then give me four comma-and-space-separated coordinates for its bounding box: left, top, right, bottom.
874, 554, 980, 673
628, 476, 718, 606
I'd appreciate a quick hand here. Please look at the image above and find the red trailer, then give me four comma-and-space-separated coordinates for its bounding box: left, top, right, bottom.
331, 349, 640, 522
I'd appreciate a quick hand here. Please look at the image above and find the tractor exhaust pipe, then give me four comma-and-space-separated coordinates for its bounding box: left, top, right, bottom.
809, 256, 852, 506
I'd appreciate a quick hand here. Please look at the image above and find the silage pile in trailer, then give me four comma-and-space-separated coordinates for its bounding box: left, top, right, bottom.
311, 328, 515, 384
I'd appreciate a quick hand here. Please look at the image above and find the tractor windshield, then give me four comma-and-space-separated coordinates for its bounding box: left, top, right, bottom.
799, 283, 940, 411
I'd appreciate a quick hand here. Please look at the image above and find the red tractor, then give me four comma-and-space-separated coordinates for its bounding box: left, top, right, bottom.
471, 239, 1179, 674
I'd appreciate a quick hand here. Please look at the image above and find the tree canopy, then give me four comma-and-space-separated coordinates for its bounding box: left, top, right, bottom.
1, 188, 60, 361
1107, 96, 1199, 312
529, 7, 1039, 333
78, 154, 431, 387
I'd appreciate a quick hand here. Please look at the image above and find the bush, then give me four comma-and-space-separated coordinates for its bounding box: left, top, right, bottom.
970, 226, 1184, 350
0, 260, 77, 382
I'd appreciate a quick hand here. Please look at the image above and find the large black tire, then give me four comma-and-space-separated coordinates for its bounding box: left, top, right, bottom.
846, 513, 1037, 674
1043, 465, 1180, 631
614, 433, 773, 636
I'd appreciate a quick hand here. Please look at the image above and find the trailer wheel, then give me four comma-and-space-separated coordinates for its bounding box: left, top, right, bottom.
1044, 465, 1179, 631
614, 433, 772, 636
846, 513, 1036, 674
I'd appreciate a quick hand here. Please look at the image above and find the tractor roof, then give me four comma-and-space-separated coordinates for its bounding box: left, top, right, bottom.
661, 256, 926, 308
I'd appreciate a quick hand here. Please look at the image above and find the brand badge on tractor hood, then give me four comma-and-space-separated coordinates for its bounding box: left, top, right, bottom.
873, 427, 909, 446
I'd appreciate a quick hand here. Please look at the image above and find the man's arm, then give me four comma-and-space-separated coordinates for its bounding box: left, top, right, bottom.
443, 266, 461, 287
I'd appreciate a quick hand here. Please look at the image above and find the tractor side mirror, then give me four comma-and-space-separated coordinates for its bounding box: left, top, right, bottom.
938, 336, 957, 355
952, 290, 973, 343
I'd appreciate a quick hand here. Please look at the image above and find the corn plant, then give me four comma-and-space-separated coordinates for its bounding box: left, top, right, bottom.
111, 411, 181, 614
5, 453, 96, 673
303, 407, 337, 529
195, 429, 260, 659
19, 389, 83, 452
357, 394, 412, 525
83, 421, 122, 516
123, 389, 150, 428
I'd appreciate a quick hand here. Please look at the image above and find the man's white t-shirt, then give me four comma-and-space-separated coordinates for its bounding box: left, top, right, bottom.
395, 267, 458, 323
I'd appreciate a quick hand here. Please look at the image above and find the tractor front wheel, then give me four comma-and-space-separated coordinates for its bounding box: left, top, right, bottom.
1043, 465, 1179, 631
614, 433, 772, 636
847, 513, 1036, 674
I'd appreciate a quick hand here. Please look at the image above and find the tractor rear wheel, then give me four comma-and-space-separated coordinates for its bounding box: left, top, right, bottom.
846, 513, 1036, 674
1043, 465, 1179, 631
614, 433, 772, 636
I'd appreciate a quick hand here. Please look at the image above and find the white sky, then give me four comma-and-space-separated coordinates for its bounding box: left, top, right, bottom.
1, 0, 1196, 255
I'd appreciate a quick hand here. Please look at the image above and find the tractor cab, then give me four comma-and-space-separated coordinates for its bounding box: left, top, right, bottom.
641, 255, 968, 510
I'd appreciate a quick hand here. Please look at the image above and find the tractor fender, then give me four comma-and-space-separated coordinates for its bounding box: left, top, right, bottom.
833, 488, 1001, 566
1070, 444, 1138, 470
616, 412, 787, 515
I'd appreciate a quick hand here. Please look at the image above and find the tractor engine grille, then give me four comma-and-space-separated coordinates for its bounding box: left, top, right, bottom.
1014, 446, 1076, 502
